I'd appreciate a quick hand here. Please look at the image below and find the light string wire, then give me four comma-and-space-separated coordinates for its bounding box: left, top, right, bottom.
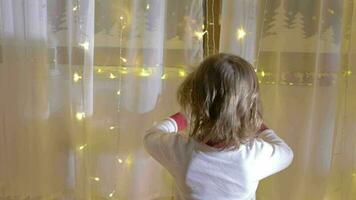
74, 0, 93, 197
337, 0, 355, 195
111, 0, 126, 198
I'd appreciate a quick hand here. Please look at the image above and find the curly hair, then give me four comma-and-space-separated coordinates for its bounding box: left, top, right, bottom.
177, 53, 263, 150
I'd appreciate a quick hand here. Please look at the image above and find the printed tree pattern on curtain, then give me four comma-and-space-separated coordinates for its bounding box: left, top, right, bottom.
219, 0, 356, 199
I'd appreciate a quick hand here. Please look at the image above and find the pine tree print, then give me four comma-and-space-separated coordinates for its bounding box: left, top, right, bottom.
321, 26, 336, 50
290, 12, 305, 39
267, 2, 288, 35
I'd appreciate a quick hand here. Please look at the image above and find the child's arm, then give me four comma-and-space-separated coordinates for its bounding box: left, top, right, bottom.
146, 112, 187, 134
253, 129, 294, 180
143, 113, 187, 164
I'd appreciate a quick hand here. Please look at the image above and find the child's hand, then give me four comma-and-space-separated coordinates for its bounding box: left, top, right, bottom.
259, 123, 268, 132
255, 123, 268, 137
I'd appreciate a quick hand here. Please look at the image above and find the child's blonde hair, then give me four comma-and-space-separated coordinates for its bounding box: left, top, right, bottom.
177, 53, 262, 150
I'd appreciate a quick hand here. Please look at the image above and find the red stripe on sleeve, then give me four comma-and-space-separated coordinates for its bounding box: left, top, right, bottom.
170, 112, 188, 131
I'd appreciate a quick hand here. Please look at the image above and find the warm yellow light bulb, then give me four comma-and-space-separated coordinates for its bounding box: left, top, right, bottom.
194, 30, 207, 40
261, 70, 265, 77
346, 70, 352, 76
79, 41, 89, 50
78, 144, 87, 150
109, 73, 116, 79
73, 72, 82, 82
109, 126, 115, 130
139, 68, 151, 77
118, 158, 123, 163
178, 69, 187, 77
93, 177, 100, 181
117, 90, 121, 95
120, 67, 128, 74
76, 112, 85, 121
120, 57, 127, 63
289, 82, 294, 86
237, 27, 246, 40
97, 68, 102, 73
119, 16, 124, 20
109, 191, 115, 198
72, 6, 78, 11
161, 74, 167, 80
146, 4, 150, 10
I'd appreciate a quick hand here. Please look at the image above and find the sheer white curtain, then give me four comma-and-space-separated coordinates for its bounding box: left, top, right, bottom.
0, 0, 203, 199
220, 0, 356, 199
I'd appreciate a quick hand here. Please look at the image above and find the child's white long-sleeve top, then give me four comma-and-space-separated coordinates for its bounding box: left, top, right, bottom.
143, 114, 293, 200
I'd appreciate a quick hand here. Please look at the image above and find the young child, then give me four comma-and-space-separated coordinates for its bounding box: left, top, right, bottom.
143, 53, 293, 200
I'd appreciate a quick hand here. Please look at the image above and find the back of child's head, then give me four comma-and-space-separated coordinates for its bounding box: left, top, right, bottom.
177, 53, 262, 150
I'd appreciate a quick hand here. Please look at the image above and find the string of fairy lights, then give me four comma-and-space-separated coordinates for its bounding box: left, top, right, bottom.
73, 65, 352, 88
70, 1, 173, 198
71, 0, 108, 193
66, 0, 354, 198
